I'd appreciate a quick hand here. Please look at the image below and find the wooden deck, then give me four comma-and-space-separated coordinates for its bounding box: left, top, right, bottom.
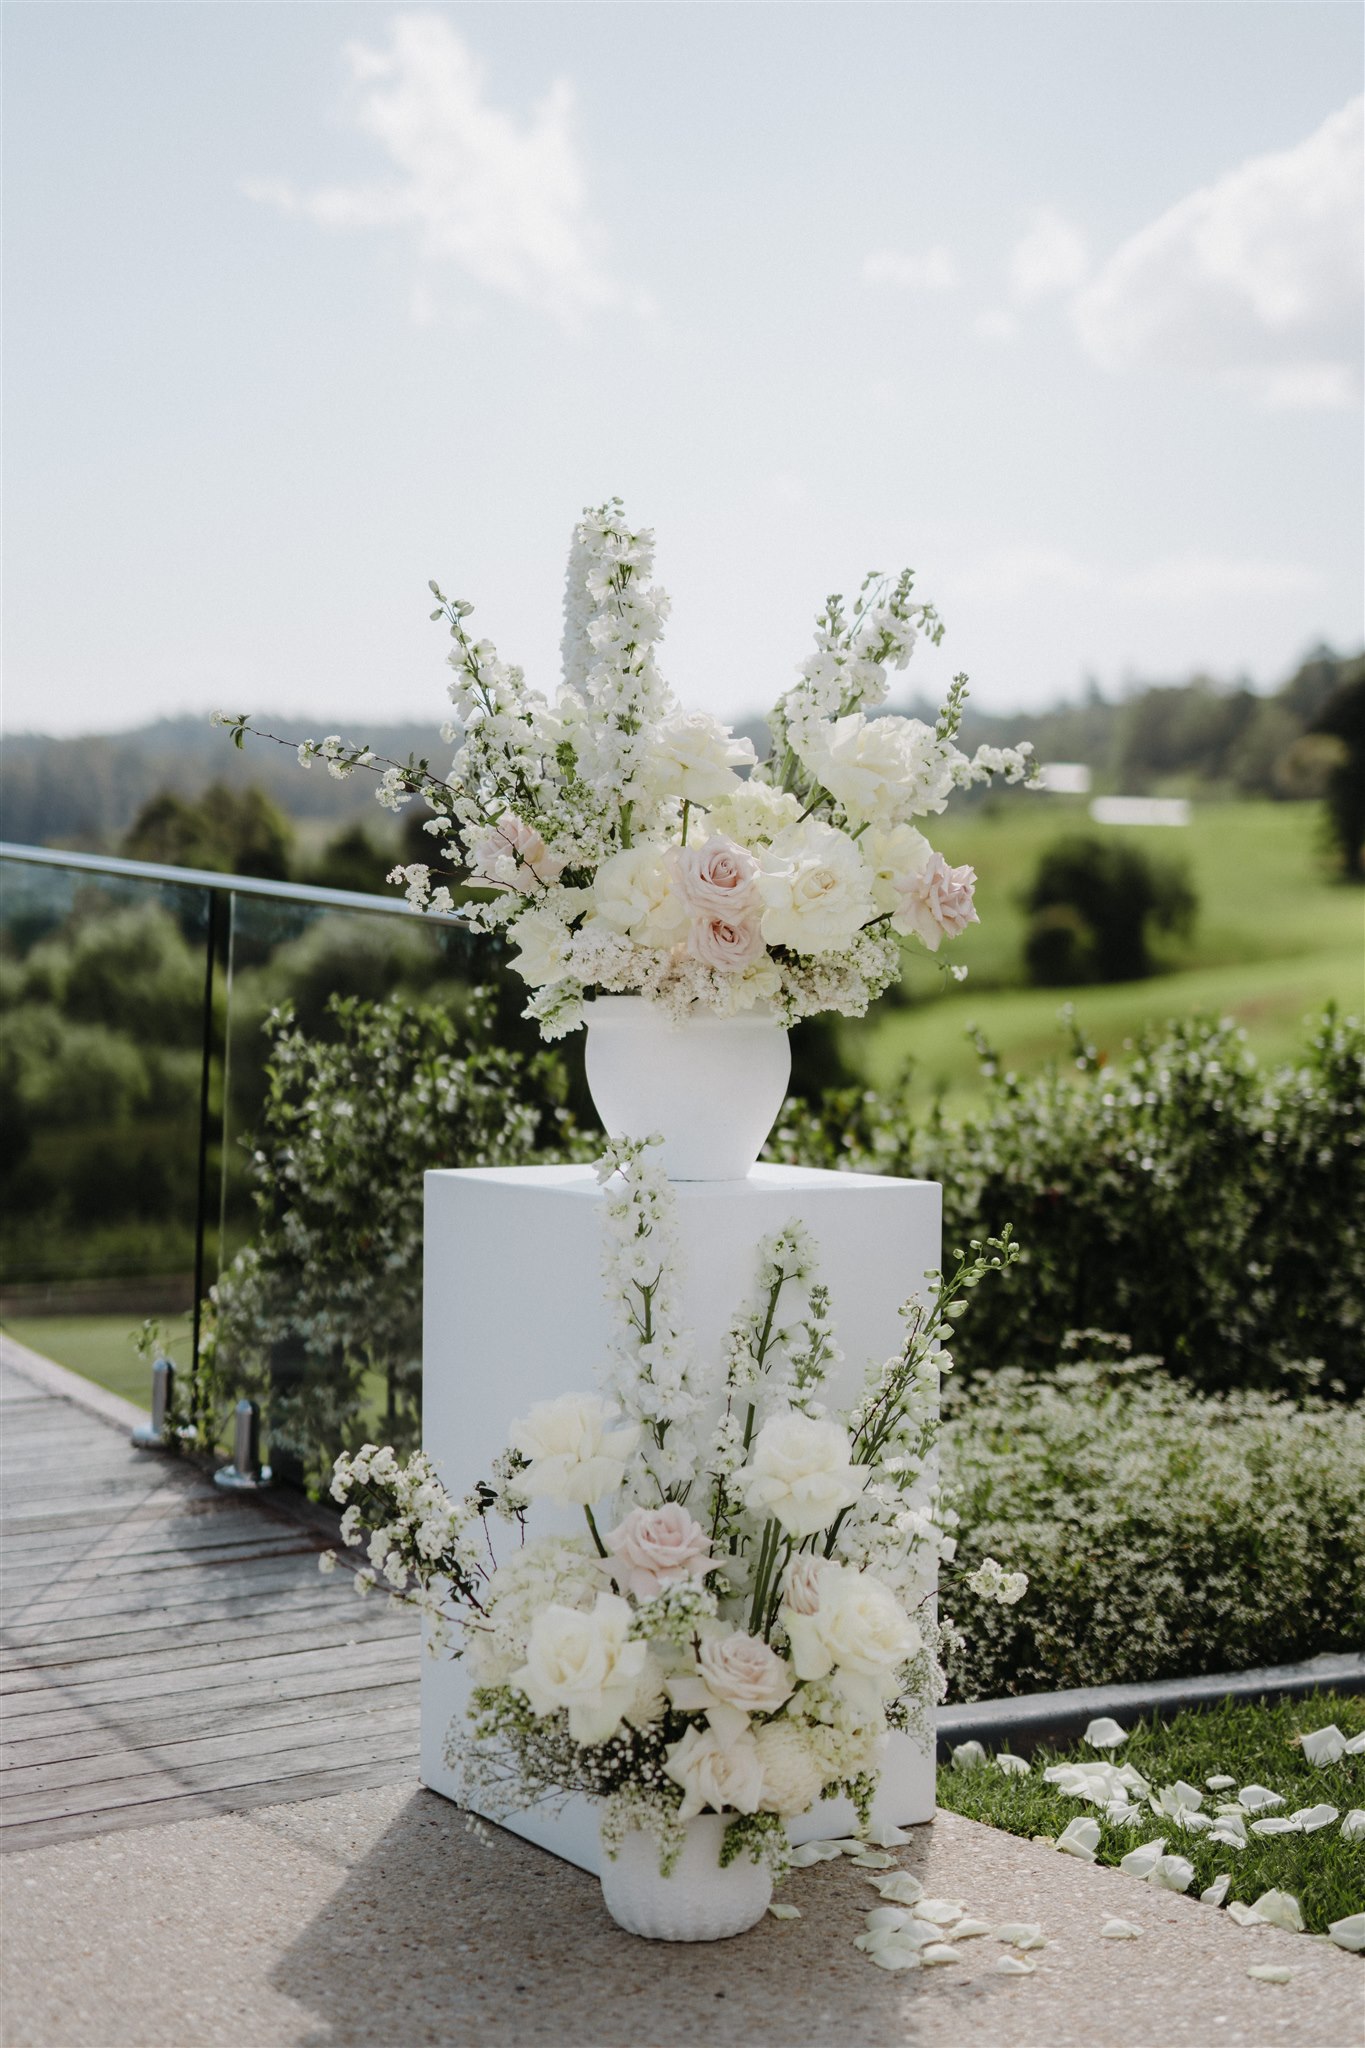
0, 1350, 420, 1852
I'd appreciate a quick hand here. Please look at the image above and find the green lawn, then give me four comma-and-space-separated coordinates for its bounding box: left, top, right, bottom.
938, 1694, 1365, 1936
848, 798, 1364, 1108
3, 1314, 189, 1408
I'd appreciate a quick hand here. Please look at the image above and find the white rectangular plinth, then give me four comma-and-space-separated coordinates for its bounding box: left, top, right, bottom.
421, 1162, 941, 1874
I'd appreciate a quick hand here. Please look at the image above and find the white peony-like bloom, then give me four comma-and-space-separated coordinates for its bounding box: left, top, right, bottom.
512, 1593, 650, 1746
707, 780, 803, 847
757, 821, 876, 956
754, 1719, 827, 1816
508, 1393, 639, 1507
863, 822, 934, 917
782, 1562, 921, 1699
507, 907, 572, 987
649, 711, 757, 804
588, 847, 690, 948
796, 713, 954, 826
664, 1722, 765, 1821
740, 1413, 864, 1538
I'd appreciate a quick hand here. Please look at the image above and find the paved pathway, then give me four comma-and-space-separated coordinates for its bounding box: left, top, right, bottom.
0, 1342, 418, 1850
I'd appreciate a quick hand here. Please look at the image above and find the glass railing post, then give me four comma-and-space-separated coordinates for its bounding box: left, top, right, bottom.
188, 885, 221, 1441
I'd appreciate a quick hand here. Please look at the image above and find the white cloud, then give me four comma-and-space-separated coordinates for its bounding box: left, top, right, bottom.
952, 546, 1326, 607
974, 308, 1019, 343
1073, 96, 1363, 408
1009, 208, 1088, 301
241, 15, 633, 330
862, 245, 960, 291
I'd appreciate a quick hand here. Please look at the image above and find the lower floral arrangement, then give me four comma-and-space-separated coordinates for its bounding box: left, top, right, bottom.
321, 1137, 1025, 1944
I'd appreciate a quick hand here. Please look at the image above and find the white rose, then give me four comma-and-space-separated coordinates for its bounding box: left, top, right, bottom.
754, 1720, 828, 1816
707, 780, 803, 847
588, 847, 689, 948
780, 1555, 825, 1615
664, 1723, 765, 1821
863, 822, 934, 918
649, 712, 757, 804
507, 907, 572, 987
512, 1593, 649, 1746
797, 713, 954, 826
697, 1632, 793, 1715
783, 1562, 921, 1699
740, 1413, 863, 1539
508, 1393, 639, 1507
757, 820, 876, 956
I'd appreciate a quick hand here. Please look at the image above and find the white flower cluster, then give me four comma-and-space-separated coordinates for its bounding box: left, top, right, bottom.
220, 507, 1035, 1040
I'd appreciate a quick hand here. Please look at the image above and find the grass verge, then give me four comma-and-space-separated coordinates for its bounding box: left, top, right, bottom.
937, 1693, 1365, 1935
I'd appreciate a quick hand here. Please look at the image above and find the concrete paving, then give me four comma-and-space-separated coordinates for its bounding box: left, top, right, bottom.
3, 1778, 1361, 2048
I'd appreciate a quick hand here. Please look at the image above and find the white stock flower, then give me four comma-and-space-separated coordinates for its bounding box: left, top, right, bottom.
783, 1561, 920, 1701
588, 847, 690, 948
754, 1719, 828, 1815
664, 1723, 765, 1821
512, 1593, 650, 1745
649, 711, 756, 803
757, 821, 876, 955
508, 1393, 639, 1507
741, 1413, 863, 1538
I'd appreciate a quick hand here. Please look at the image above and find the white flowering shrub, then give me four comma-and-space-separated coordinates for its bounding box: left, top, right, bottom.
203, 991, 590, 1484
944, 1352, 1365, 1701
324, 1138, 1025, 1875
770, 1009, 1365, 1398
216, 504, 1033, 1040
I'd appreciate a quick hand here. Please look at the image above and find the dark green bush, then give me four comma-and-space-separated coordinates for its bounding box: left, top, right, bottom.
769, 1009, 1365, 1398
1023, 832, 1197, 984
943, 1355, 1365, 1701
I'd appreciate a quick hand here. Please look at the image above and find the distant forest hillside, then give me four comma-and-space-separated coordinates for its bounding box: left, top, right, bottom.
2, 646, 1358, 853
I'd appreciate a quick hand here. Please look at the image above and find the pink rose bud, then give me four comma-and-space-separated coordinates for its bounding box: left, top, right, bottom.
781, 1556, 825, 1615
667, 835, 760, 916
604, 1503, 712, 1598
688, 911, 767, 972
466, 814, 564, 893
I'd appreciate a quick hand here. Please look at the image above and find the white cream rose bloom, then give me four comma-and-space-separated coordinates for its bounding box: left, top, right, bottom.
512, 1593, 650, 1746
508, 1393, 639, 1508
754, 1720, 828, 1816
649, 711, 757, 804
587, 847, 689, 948
739, 1413, 864, 1539
507, 906, 572, 987
664, 1723, 766, 1821
797, 712, 955, 826
757, 820, 876, 956
863, 822, 934, 918
782, 1562, 921, 1701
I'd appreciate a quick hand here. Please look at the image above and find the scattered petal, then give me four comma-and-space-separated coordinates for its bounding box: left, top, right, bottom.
864, 1942, 921, 1971
1249, 1817, 1302, 1838
1207, 1827, 1248, 1851
1205, 1775, 1237, 1792
1288, 1803, 1338, 1832
1298, 1724, 1346, 1766
788, 1841, 845, 1866
920, 1943, 962, 1965
915, 1899, 966, 1926
1238, 1784, 1285, 1814
1150, 1780, 1204, 1818
994, 1752, 1031, 1777
1226, 1902, 1266, 1927
1248, 1890, 1305, 1934
1170, 1810, 1213, 1833
1327, 1913, 1365, 1953
1201, 1875, 1232, 1907
1119, 1839, 1167, 1879
870, 1872, 925, 1906
863, 1821, 913, 1847
1340, 1810, 1365, 1842
1247, 1966, 1295, 1984
951, 1741, 988, 1771
849, 1850, 897, 1869
1084, 1716, 1128, 1749
1148, 1855, 1196, 1894
828, 1838, 871, 1853
1100, 1918, 1143, 1939
948, 1918, 994, 1939
1344, 1731, 1365, 1755
768, 1903, 801, 1920
1105, 1800, 1146, 1827
994, 1955, 1036, 1976
1056, 1815, 1101, 1861
994, 1922, 1046, 1950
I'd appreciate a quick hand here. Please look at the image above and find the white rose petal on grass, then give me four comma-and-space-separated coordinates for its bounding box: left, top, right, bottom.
995, 1955, 1037, 1976
1201, 1874, 1233, 1907
1344, 1730, 1365, 1755
1100, 1919, 1143, 1939
1084, 1717, 1128, 1749
1298, 1724, 1346, 1766
1247, 1966, 1295, 1985
1056, 1816, 1101, 1861
768, 1903, 802, 1920
1119, 1839, 1167, 1879
1206, 1775, 1237, 1791
1238, 1784, 1285, 1814
994, 1752, 1031, 1777
1149, 1855, 1196, 1894
1249, 1817, 1302, 1838
951, 1740, 988, 1771
1327, 1913, 1365, 1953
1150, 1780, 1204, 1818
1288, 1803, 1338, 1832
1248, 1890, 1304, 1934
1340, 1810, 1365, 1842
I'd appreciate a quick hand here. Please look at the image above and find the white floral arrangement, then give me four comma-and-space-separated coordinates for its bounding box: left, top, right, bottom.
216, 503, 1033, 1040
321, 1137, 1024, 1880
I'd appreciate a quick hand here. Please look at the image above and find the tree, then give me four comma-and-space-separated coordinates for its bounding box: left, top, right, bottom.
1023, 833, 1197, 985
121, 783, 293, 879
1310, 663, 1365, 880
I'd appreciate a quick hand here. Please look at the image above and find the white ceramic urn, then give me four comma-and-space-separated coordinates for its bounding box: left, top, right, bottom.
598, 1814, 773, 1940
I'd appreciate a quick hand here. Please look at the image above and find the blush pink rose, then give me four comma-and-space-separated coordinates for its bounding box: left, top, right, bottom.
697, 1632, 793, 1715
688, 911, 766, 972
780, 1556, 825, 1616
466, 814, 564, 894
604, 1503, 712, 1598
893, 852, 978, 951
667, 836, 759, 916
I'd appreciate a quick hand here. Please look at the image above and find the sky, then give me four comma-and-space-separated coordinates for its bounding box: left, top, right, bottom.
4, 2, 1362, 739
